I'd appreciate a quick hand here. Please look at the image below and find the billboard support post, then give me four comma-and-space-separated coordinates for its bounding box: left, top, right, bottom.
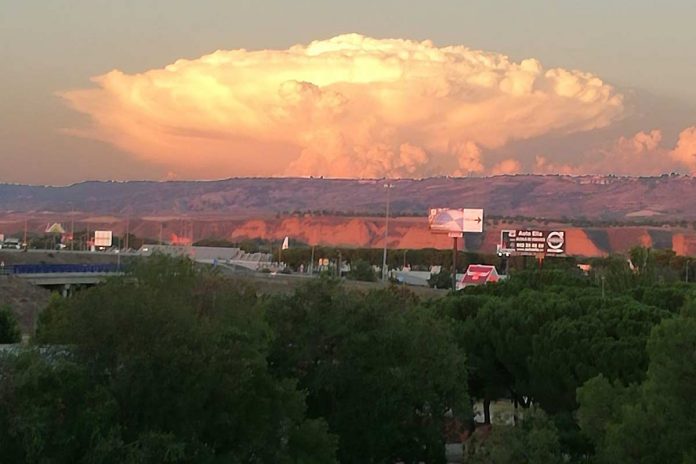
429, 208, 484, 291
452, 236, 458, 291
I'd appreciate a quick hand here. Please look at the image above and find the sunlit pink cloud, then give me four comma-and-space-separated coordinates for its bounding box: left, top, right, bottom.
60, 34, 626, 178
671, 126, 696, 171
490, 159, 522, 175
532, 127, 696, 175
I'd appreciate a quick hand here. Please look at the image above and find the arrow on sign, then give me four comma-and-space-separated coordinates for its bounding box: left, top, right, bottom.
466, 217, 482, 223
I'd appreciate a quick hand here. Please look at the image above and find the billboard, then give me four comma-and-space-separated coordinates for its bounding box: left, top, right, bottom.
94, 230, 113, 247
500, 230, 566, 255
428, 208, 484, 234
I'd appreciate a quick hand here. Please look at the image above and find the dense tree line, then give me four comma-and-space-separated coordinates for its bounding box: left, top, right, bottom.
1, 248, 695, 462
0, 256, 466, 463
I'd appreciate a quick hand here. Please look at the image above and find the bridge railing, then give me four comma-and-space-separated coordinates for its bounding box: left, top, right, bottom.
6, 263, 122, 275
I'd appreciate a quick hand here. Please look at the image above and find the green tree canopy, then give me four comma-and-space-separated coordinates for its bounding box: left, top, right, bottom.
578, 313, 696, 464
465, 409, 562, 464
2, 255, 337, 463
0, 305, 21, 344
265, 279, 469, 464
346, 259, 377, 282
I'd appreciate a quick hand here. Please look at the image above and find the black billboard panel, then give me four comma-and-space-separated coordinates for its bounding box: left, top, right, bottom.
500, 230, 566, 256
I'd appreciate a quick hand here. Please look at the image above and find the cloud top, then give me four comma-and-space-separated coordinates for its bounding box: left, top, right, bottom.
61, 34, 626, 178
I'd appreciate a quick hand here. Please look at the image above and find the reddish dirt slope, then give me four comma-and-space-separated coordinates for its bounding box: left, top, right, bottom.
2, 215, 696, 257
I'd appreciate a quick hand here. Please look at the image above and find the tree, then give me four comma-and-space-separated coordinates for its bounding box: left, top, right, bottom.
265, 279, 469, 463
6, 255, 337, 463
0, 351, 118, 463
346, 259, 377, 282
436, 275, 671, 459
431, 293, 509, 425
578, 314, 696, 463
576, 374, 636, 454
0, 305, 21, 343
528, 295, 665, 414
428, 268, 453, 289
465, 409, 562, 464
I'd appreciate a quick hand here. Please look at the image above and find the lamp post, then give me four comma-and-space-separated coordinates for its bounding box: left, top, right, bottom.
497, 250, 511, 275
686, 259, 691, 283
69, 203, 75, 251
124, 217, 130, 251
382, 182, 394, 282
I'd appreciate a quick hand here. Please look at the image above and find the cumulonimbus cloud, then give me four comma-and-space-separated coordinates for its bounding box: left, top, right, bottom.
533, 126, 696, 176
61, 34, 626, 178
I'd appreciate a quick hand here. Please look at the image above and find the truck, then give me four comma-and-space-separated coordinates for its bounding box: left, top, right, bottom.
0, 237, 22, 250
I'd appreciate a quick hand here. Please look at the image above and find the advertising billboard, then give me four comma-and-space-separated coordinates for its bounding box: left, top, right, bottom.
428, 208, 484, 234
500, 230, 566, 255
94, 230, 113, 247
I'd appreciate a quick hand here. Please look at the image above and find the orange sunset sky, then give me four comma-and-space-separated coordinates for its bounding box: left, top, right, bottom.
2, 1, 695, 184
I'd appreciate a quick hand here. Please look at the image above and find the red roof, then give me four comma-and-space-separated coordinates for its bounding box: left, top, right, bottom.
460, 264, 499, 285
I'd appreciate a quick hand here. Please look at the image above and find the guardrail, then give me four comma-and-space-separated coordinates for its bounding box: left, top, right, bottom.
3, 263, 122, 275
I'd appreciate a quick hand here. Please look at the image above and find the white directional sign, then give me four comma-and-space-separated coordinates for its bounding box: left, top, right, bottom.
94, 230, 113, 247
462, 208, 484, 233
428, 208, 484, 234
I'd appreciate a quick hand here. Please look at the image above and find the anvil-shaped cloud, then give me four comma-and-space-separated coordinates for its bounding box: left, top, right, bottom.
61, 34, 626, 178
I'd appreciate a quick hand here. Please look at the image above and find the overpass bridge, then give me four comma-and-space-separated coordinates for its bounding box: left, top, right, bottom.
1, 264, 123, 296
1, 246, 273, 296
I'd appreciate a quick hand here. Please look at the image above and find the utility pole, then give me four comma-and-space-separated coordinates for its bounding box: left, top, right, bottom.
70, 205, 75, 251
337, 249, 342, 278
382, 182, 394, 282
310, 245, 315, 275
124, 218, 130, 250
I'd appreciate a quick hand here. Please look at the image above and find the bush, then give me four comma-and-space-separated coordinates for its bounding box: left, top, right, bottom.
428, 269, 453, 289
346, 260, 377, 282
0, 305, 21, 343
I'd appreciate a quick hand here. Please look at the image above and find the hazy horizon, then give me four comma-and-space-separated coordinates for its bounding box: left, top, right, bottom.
3, 172, 696, 189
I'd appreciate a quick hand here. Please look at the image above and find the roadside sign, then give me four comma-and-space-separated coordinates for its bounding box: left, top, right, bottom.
94, 230, 113, 247
429, 208, 484, 234
500, 230, 566, 255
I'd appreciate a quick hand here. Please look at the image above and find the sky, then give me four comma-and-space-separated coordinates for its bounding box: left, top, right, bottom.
1, 0, 695, 184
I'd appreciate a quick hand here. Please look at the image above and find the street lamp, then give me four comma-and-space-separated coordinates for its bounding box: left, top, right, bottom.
382, 182, 394, 282
497, 250, 511, 275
